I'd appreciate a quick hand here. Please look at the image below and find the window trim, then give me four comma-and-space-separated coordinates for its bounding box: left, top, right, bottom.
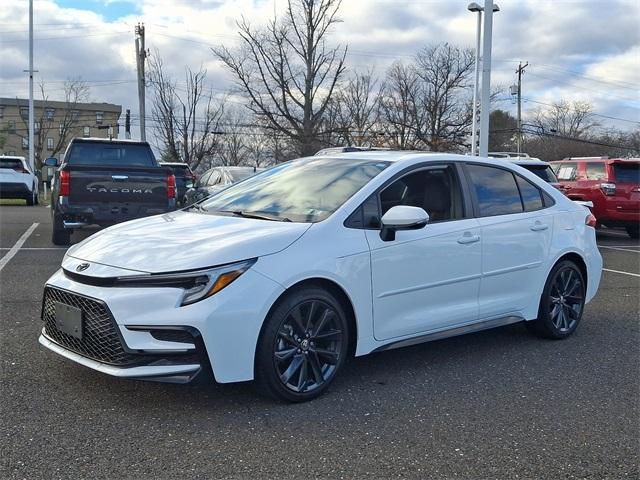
344, 162, 472, 230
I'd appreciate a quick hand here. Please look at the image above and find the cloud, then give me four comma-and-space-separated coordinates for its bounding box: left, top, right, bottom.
0, 0, 638, 143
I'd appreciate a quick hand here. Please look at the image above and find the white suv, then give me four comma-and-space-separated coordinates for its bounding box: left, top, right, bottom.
40, 152, 602, 402
0, 155, 39, 205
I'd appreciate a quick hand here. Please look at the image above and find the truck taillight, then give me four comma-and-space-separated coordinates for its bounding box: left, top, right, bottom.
59, 170, 70, 196
585, 212, 597, 228
167, 174, 176, 199
600, 182, 616, 196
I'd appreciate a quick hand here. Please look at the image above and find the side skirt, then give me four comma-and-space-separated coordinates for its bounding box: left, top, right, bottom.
372, 315, 525, 353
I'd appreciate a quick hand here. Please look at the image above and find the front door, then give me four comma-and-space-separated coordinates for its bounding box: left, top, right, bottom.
366, 164, 482, 341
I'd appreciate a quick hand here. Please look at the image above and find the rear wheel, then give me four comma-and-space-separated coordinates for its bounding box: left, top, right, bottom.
51, 214, 71, 245
625, 225, 639, 239
255, 285, 349, 402
527, 260, 585, 339
26, 187, 37, 206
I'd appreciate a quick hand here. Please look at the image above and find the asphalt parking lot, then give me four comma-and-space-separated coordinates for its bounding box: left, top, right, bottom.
1, 203, 638, 479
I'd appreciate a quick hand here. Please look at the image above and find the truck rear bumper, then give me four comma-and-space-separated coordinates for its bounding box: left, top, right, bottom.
55, 198, 176, 227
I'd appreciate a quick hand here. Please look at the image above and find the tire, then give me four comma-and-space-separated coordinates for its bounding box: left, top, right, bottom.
527, 260, 586, 339
26, 187, 37, 206
254, 285, 350, 402
51, 214, 71, 245
625, 225, 639, 239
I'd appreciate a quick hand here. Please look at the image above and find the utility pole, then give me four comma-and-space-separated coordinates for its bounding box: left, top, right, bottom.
135, 24, 147, 141
515, 61, 528, 155
478, 0, 494, 157
125, 109, 131, 139
28, 0, 35, 171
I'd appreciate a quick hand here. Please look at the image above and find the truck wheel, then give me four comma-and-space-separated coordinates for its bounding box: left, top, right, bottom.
626, 225, 639, 239
52, 215, 71, 245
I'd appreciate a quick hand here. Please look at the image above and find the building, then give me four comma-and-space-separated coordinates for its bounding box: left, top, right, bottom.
0, 97, 122, 165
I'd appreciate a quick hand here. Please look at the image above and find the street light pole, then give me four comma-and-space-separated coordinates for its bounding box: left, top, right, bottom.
468, 3, 483, 156
478, 0, 495, 157
28, 0, 34, 171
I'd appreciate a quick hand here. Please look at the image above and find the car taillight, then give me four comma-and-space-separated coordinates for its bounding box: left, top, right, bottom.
600, 182, 616, 196
167, 174, 176, 199
585, 212, 597, 227
59, 170, 70, 196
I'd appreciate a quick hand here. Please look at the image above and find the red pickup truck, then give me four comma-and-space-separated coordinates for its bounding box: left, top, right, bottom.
551, 157, 640, 238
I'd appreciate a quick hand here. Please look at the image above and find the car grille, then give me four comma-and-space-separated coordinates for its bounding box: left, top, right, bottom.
42, 286, 131, 365
42, 286, 203, 368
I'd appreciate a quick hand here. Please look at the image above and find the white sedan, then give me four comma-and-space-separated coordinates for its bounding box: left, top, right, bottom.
0, 155, 39, 205
40, 152, 602, 402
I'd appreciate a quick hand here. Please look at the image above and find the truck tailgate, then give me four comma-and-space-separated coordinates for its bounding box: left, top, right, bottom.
69, 166, 169, 205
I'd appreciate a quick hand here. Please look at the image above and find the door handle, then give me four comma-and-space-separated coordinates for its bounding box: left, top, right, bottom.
530, 222, 549, 231
457, 233, 480, 244
111, 175, 128, 181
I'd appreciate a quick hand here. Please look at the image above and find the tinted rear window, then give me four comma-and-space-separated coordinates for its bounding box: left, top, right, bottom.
227, 169, 256, 182
0, 159, 24, 170
613, 163, 639, 183
523, 165, 558, 183
67, 143, 155, 166
467, 164, 523, 216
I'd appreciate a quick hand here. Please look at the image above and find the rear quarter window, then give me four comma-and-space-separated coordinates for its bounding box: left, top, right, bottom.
613, 163, 640, 183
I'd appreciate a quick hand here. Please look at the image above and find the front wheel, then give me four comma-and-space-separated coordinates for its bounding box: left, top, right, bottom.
527, 260, 586, 339
255, 285, 349, 402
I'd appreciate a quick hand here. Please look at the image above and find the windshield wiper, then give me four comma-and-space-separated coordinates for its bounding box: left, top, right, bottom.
221, 210, 292, 222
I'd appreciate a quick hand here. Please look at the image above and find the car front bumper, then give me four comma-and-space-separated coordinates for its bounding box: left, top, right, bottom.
40, 262, 285, 384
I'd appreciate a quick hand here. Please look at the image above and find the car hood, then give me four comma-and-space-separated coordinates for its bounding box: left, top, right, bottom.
66, 211, 312, 273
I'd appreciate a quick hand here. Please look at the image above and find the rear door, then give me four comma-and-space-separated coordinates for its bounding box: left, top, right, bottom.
555, 162, 580, 198
66, 143, 168, 206
465, 164, 553, 319
610, 160, 640, 214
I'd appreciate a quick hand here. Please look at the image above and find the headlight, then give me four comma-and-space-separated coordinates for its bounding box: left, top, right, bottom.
114, 259, 256, 306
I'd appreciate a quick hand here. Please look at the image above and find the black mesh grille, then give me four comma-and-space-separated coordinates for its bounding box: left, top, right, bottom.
42, 286, 131, 365
149, 329, 194, 344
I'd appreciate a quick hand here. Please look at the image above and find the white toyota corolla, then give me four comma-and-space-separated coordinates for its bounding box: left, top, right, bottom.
40, 152, 602, 401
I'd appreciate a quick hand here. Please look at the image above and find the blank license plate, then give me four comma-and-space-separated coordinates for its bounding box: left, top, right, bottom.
54, 302, 83, 340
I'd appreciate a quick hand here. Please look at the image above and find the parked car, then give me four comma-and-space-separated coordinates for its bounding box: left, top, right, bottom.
315, 146, 389, 156
489, 153, 561, 188
40, 153, 602, 402
159, 162, 196, 207
46, 138, 176, 245
0, 155, 39, 205
550, 157, 640, 238
183, 166, 261, 205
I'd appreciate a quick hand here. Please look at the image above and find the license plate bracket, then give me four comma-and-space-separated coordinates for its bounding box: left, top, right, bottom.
54, 302, 83, 340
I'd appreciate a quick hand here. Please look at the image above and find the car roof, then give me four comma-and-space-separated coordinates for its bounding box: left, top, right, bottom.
70, 137, 150, 146
507, 158, 550, 167
550, 157, 639, 164
0, 155, 27, 161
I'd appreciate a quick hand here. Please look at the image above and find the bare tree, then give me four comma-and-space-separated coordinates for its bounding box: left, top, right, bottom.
412, 44, 475, 151
218, 106, 249, 166
148, 52, 225, 171
17, 79, 89, 167
333, 70, 381, 146
378, 61, 420, 149
213, 0, 347, 156
532, 100, 600, 137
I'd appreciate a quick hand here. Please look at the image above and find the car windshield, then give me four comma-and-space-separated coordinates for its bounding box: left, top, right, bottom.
523, 165, 558, 183
199, 157, 389, 223
67, 143, 155, 166
613, 163, 639, 183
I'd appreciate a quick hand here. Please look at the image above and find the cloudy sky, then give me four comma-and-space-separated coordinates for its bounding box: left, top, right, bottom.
1, 0, 639, 142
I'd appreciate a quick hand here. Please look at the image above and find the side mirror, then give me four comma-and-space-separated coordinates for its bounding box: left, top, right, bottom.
45, 157, 59, 167
185, 182, 194, 189
380, 205, 429, 241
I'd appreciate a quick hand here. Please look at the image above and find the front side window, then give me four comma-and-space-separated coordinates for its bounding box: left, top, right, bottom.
207, 170, 221, 186
380, 166, 464, 222
200, 157, 389, 223
467, 164, 523, 217
556, 163, 577, 181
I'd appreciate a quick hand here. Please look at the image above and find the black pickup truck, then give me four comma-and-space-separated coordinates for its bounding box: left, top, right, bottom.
47, 138, 176, 245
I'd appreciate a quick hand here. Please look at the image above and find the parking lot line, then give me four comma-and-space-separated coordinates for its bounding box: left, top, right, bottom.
603, 268, 640, 278
0, 247, 66, 250
0, 222, 39, 272
599, 246, 640, 253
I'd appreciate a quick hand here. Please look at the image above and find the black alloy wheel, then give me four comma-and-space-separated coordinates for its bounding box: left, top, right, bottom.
255, 286, 349, 402
527, 260, 586, 339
